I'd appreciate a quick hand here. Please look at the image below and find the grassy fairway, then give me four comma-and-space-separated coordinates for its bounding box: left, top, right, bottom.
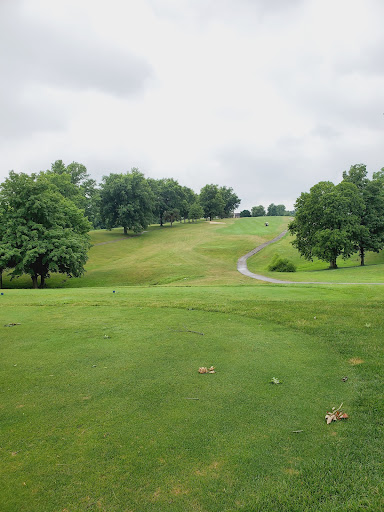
1, 218, 384, 510
1, 217, 290, 289
1, 286, 383, 511
247, 227, 384, 283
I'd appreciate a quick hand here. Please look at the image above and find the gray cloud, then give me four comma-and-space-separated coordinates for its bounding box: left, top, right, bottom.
0, 1, 154, 141
0, 3, 153, 97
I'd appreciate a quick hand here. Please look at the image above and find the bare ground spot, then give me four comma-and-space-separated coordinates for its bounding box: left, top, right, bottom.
349, 357, 364, 365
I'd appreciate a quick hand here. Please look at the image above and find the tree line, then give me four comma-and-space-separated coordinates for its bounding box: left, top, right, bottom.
289, 164, 384, 268
240, 204, 295, 218
0, 161, 240, 288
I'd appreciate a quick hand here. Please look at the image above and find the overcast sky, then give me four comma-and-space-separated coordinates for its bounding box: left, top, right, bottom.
1, 0, 384, 211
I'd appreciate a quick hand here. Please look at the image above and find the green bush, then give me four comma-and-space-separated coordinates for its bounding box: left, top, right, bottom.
267, 254, 297, 272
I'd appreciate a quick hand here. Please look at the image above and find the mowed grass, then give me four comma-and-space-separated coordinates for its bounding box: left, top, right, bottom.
1, 286, 383, 511
247, 228, 384, 283
1, 217, 290, 289
1, 217, 384, 510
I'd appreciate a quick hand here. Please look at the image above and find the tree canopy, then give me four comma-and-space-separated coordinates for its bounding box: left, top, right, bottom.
100, 169, 154, 234
288, 180, 364, 268
342, 164, 384, 265
0, 171, 91, 288
199, 184, 225, 220
251, 205, 266, 217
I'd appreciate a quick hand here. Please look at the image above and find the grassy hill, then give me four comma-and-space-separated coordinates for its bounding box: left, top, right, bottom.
1, 217, 383, 511
2, 216, 290, 288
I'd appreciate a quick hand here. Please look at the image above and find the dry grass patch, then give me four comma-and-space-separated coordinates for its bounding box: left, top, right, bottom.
348, 357, 364, 365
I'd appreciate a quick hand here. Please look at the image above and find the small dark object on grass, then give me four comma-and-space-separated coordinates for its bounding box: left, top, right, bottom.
342, 376, 348, 382
4, 323, 21, 327
171, 326, 204, 335
292, 430, 303, 433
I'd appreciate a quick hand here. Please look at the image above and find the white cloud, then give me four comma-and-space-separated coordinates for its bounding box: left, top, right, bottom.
1, 0, 384, 211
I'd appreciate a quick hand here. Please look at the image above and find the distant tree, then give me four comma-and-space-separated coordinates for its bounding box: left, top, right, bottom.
179, 186, 197, 223
220, 186, 241, 218
0, 171, 91, 288
275, 204, 286, 216
288, 181, 364, 269
188, 201, 204, 222
199, 184, 225, 220
251, 205, 266, 217
163, 208, 180, 227
240, 209, 251, 217
100, 169, 154, 234
342, 164, 384, 265
267, 203, 277, 216
148, 178, 184, 226
267, 203, 286, 216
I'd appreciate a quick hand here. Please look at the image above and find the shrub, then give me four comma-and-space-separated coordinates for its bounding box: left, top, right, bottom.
267, 254, 297, 272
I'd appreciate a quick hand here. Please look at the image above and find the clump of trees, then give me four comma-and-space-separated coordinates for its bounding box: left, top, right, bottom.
288, 164, 384, 268
250, 204, 294, 217
199, 184, 240, 221
0, 160, 242, 287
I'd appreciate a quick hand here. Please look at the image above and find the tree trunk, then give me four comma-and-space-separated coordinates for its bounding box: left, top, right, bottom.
31, 275, 38, 289
40, 275, 46, 288
123, 226, 128, 235
0, 271, 2, 289
359, 246, 365, 266
329, 258, 338, 269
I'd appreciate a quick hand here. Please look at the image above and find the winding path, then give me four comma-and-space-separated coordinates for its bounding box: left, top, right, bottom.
237, 230, 384, 285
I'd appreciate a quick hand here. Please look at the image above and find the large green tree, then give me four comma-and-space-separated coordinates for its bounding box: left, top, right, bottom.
45, 160, 101, 228
288, 181, 364, 268
342, 164, 384, 265
199, 184, 225, 221
0, 171, 91, 288
148, 178, 185, 226
219, 186, 241, 218
100, 169, 154, 234
188, 201, 204, 222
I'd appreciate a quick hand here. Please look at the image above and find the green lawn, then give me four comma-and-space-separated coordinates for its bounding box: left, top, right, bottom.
247, 226, 384, 283
1, 218, 383, 511
1, 217, 290, 289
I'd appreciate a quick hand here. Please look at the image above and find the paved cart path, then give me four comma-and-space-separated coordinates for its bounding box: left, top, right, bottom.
237, 230, 384, 285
